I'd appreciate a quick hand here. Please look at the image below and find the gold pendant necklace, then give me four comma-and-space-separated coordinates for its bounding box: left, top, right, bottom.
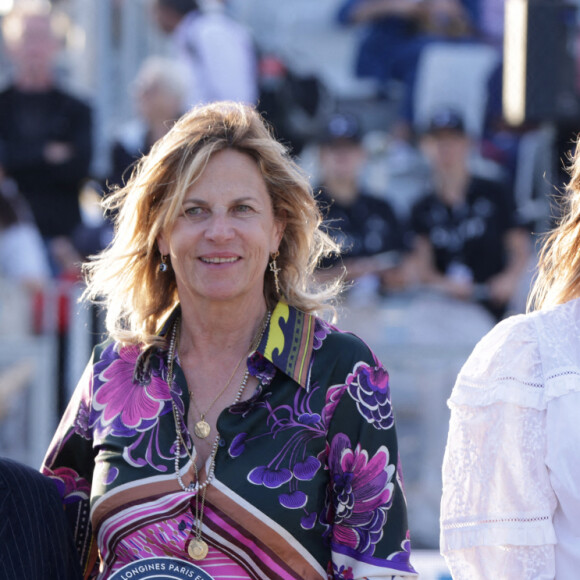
190, 352, 244, 439
167, 311, 270, 561
188, 310, 271, 439
193, 419, 211, 439
188, 538, 209, 561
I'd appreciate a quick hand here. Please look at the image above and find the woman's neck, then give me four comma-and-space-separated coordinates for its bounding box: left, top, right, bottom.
178, 298, 270, 359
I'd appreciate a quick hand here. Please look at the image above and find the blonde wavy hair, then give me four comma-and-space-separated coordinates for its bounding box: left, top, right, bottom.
84, 102, 342, 346
528, 141, 580, 311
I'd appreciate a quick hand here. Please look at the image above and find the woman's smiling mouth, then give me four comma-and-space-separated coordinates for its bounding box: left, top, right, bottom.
200, 256, 240, 264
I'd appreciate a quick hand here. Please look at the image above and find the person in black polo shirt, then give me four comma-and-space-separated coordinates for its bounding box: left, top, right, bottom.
315, 112, 406, 295
407, 107, 531, 320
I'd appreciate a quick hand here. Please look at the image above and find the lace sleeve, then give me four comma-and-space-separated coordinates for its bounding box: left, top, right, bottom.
443, 545, 555, 580
440, 315, 558, 580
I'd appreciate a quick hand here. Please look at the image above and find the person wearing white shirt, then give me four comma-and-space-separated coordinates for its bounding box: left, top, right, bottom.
440, 145, 580, 578
152, 0, 258, 107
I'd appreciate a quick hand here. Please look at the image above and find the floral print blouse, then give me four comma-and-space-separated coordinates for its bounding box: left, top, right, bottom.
42, 302, 417, 580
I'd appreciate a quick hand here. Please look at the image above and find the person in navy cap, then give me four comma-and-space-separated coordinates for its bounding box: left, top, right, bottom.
405, 106, 531, 319
315, 111, 407, 295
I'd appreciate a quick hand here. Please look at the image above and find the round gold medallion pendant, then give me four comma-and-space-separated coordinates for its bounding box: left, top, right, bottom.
188, 538, 209, 560
194, 420, 211, 439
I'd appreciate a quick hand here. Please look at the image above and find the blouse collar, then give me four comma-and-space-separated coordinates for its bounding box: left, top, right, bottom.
154, 302, 317, 390
254, 302, 316, 390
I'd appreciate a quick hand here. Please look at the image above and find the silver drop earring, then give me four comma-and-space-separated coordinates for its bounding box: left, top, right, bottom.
159, 254, 169, 272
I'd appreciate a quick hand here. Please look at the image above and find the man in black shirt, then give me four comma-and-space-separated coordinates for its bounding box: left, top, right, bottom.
316, 112, 405, 293
0, 3, 92, 263
408, 107, 531, 319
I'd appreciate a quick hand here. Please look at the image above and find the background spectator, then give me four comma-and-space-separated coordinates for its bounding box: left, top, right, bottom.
108, 55, 189, 189
0, 0, 93, 273
151, 0, 258, 107
405, 107, 531, 320
316, 111, 406, 295
337, 0, 476, 141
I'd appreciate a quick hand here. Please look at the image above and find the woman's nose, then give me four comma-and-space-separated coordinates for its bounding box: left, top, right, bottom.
204, 212, 234, 241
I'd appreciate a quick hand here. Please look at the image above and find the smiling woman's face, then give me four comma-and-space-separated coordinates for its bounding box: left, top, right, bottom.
158, 149, 285, 309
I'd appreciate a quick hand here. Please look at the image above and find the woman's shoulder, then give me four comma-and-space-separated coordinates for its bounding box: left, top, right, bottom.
450, 298, 580, 409
449, 308, 541, 408
312, 316, 377, 366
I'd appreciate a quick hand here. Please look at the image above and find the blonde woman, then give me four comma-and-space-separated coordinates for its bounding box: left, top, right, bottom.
42, 102, 417, 579
441, 145, 580, 578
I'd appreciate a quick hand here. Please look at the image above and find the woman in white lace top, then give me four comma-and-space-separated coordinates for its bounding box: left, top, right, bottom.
440, 146, 580, 579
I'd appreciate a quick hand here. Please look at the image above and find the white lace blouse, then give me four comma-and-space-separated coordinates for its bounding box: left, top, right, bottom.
441, 297, 580, 579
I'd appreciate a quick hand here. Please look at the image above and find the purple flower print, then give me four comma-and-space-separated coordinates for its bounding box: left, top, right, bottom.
91, 344, 173, 438
233, 385, 325, 518
249, 466, 293, 488
387, 530, 415, 570
279, 490, 308, 509
325, 433, 395, 555
346, 362, 394, 430
330, 563, 354, 580
322, 383, 347, 427
230, 432, 248, 457
74, 398, 91, 439
46, 466, 91, 504
294, 456, 321, 480
301, 511, 317, 529
313, 318, 334, 350
247, 352, 276, 385
104, 466, 119, 485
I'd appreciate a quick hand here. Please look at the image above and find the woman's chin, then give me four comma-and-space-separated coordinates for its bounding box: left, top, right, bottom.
184, 283, 264, 306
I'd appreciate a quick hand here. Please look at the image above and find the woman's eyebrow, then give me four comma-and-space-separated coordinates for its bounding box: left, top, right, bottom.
182, 196, 257, 205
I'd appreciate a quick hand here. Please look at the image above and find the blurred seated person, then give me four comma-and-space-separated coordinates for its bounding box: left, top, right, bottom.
336, 0, 426, 90
419, 0, 474, 38
406, 107, 531, 320
108, 56, 189, 189
337, 0, 475, 141
0, 171, 51, 291
316, 112, 406, 293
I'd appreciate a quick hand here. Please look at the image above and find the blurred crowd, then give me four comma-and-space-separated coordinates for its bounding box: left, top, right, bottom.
1, 0, 579, 552
1, 0, 565, 325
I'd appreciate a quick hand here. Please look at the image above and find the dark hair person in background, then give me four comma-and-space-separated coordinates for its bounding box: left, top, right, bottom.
441, 142, 580, 577
42, 102, 417, 579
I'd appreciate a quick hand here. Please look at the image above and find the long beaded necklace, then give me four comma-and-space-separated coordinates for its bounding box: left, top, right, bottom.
166, 310, 271, 561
